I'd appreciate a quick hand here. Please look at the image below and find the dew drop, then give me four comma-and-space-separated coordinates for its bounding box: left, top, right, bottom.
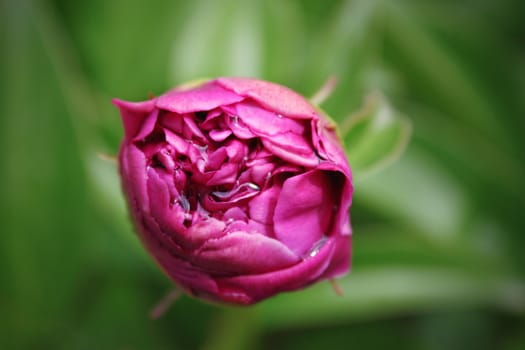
175, 194, 191, 212
195, 143, 209, 165
211, 182, 260, 200
197, 201, 210, 218
305, 236, 328, 258
196, 144, 208, 155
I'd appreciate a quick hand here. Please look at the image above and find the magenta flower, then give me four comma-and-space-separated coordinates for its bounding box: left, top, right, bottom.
114, 77, 353, 305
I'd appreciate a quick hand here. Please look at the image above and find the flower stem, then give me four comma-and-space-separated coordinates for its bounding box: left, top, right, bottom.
149, 288, 181, 320
97, 152, 117, 164
330, 278, 344, 296
310, 75, 338, 105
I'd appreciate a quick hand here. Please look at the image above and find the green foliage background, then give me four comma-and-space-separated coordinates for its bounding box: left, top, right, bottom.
1, 0, 524, 349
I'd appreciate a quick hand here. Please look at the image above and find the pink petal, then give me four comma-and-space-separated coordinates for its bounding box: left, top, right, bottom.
273, 170, 335, 256
239, 160, 274, 186
216, 77, 318, 119
232, 101, 305, 135
186, 218, 227, 246
209, 129, 232, 142
317, 162, 353, 237
194, 232, 299, 274
214, 237, 337, 304
183, 115, 206, 141
113, 98, 156, 140
119, 144, 150, 213
223, 207, 248, 221
248, 184, 281, 225
161, 112, 184, 134
156, 82, 244, 113
146, 168, 188, 242
223, 111, 256, 139
151, 248, 220, 298
319, 235, 351, 278
223, 139, 248, 162
207, 162, 239, 186
207, 147, 228, 170
164, 129, 190, 154
133, 109, 158, 141
262, 133, 319, 167
312, 119, 349, 170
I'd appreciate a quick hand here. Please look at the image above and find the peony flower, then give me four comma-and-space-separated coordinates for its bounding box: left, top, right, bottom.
114, 77, 353, 305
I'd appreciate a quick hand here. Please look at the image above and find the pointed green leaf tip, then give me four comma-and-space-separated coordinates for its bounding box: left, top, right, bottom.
342, 92, 412, 181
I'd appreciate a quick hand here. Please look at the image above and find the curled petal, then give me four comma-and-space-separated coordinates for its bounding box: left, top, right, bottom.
157, 82, 244, 113
217, 77, 318, 119
113, 98, 156, 140
262, 134, 319, 167
249, 184, 280, 226
133, 109, 158, 142
320, 235, 351, 278
186, 219, 227, 246
209, 129, 232, 142
194, 231, 299, 274
231, 101, 305, 136
274, 170, 337, 256
214, 237, 337, 304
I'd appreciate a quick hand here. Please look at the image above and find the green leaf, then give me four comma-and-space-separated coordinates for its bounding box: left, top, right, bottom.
257, 267, 525, 330
342, 92, 412, 181
169, 0, 264, 83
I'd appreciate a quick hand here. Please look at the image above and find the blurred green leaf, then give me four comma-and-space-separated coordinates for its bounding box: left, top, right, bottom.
356, 149, 467, 242
257, 267, 525, 330
170, 0, 263, 82
342, 92, 412, 181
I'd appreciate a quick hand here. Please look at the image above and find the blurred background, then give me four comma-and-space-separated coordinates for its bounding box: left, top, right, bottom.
1, 0, 525, 349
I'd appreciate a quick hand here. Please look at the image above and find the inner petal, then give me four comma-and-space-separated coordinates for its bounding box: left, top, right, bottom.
273, 170, 336, 256
233, 101, 305, 136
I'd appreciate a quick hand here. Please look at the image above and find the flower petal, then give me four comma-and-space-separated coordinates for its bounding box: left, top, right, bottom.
194, 232, 299, 274
320, 235, 351, 278
262, 133, 319, 167
273, 170, 336, 256
232, 101, 305, 135
216, 77, 318, 119
214, 237, 336, 304
249, 184, 281, 226
113, 98, 156, 140
157, 82, 244, 113
119, 144, 150, 213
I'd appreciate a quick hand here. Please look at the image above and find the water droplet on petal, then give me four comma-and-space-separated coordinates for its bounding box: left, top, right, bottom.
197, 201, 210, 218
305, 236, 328, 258
211, 182, 260, 200
245, 182, 261, 191
196, 144, 208, 156
175, 194, 191, 212
276, 113, 283, 119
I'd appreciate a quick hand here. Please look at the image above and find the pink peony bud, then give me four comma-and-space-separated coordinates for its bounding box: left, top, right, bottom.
114, 77, 353, 305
